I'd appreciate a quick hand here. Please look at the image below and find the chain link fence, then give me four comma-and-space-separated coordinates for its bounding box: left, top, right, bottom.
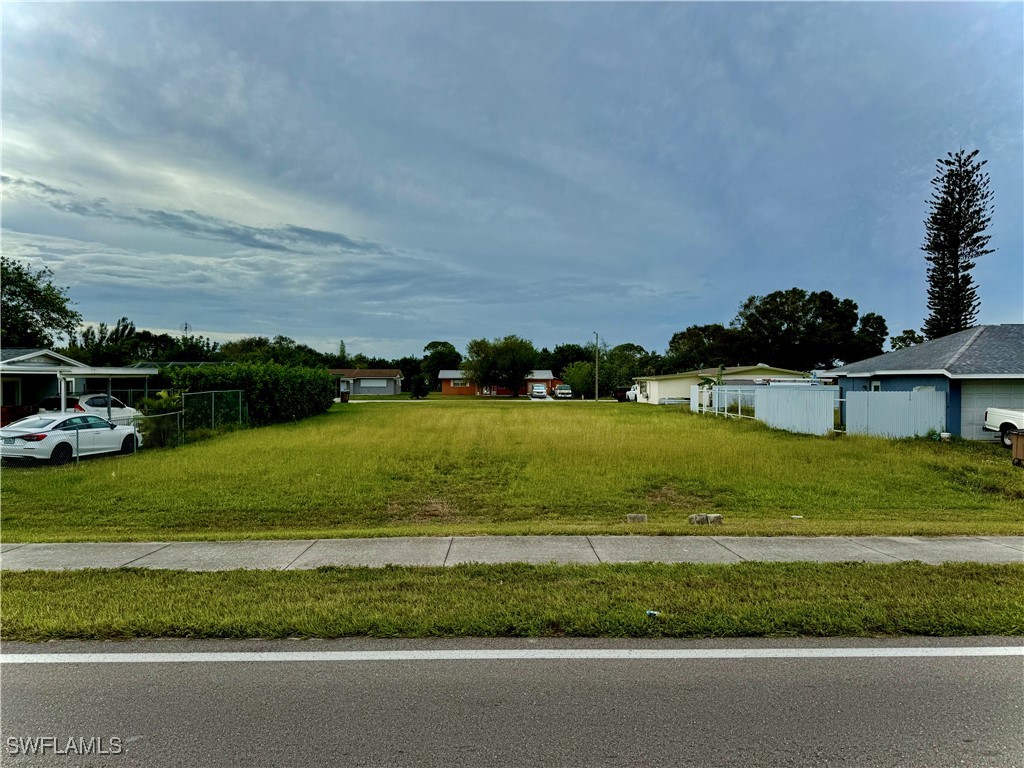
134, 390, 246, 448
181, 390, 246, 431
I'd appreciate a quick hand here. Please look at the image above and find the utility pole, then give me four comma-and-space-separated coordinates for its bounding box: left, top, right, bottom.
594, 331, 599, 402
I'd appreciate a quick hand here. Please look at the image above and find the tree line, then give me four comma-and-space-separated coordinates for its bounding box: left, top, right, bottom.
0, 262, 892, 397
0, 145, 995, 394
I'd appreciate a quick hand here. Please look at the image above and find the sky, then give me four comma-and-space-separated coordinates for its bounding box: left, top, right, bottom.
2, 2, 1021, 360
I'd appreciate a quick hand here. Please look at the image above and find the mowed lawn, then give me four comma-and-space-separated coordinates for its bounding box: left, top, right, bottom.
2, 400, 1022, 542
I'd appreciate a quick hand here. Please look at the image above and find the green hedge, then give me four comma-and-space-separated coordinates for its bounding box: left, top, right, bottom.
168, 363, 335, 426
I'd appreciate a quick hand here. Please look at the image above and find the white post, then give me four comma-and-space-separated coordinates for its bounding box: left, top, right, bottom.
594, 331, 599, 402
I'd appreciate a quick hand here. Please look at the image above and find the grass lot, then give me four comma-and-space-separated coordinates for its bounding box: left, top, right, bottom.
2, 400, 1021, 542
3, 562, 1021, 641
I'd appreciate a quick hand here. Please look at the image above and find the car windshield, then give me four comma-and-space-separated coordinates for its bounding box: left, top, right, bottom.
5, 417, 58, 430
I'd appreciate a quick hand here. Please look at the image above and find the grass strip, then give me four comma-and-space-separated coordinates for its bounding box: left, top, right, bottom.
3, 562, 1021, 641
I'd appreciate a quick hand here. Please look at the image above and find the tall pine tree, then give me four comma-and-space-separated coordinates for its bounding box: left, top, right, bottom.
921, 148, 994, 339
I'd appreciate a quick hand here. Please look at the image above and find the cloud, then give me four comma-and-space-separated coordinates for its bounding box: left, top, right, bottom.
2, 3, 1020, 355
2, 175, 392, 257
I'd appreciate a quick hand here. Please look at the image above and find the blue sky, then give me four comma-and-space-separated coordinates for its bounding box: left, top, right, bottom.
2, 2, 1021, 359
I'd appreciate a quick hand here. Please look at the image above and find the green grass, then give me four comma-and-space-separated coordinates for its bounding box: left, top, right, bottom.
2, 400, 1022, 542
3, 562, 1020, 641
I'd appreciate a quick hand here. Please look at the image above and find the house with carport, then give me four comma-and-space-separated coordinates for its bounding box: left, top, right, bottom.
0, 348, 158, 426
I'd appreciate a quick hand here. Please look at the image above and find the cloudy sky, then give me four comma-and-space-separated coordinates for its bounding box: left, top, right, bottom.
2, 2, 1021, 359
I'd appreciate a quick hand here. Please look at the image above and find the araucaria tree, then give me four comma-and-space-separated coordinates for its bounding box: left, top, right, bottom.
921, 149, 994, 339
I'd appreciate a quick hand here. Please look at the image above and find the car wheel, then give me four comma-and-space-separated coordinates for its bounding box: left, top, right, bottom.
1000, 428, 1014, 449
50, 443, 74, 466
120, 435, 137, 455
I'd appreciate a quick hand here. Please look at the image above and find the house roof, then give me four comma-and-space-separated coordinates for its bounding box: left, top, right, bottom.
0, 348, 85, 366
1, 348, 43, 362
439, 370, 556, 380
828, 325, 1024, 378
635, 364, 809, 382
329, 369, 403, 379
0, 348, 158, 376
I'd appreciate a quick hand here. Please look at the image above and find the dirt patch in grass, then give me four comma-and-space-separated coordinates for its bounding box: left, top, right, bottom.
389, 497, 463, 523
644, 483, 715, 510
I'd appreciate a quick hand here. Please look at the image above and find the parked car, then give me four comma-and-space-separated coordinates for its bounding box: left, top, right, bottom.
983, 407, 1024, 448
37, 394, 139, 424
552, 384, 573, 399
1, 413, 143, 465
530, 384, 548, 399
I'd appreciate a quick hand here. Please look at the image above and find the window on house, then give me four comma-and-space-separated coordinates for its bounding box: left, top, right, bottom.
871, 381, 881, 392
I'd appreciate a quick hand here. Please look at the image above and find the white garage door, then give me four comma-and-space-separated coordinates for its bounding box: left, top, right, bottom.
960, 380, 1024, 441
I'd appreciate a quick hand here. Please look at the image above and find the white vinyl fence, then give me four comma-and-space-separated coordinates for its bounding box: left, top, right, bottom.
846, 390, 946, 438
710, 385, 758, 417
698, 384, 839, 436
754, 386, 838, 436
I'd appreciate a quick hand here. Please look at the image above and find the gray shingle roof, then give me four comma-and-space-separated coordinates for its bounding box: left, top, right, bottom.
0, 348, 47, 362
829, 325, 1024, 377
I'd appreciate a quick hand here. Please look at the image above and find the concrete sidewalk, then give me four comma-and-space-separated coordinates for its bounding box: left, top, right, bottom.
1, 536, 1021, 572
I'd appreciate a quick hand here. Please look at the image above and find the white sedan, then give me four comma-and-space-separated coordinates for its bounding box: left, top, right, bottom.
1, 414, 143, 466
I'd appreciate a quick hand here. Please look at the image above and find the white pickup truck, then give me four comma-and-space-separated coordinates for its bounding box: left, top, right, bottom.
983, 407, 1024, 448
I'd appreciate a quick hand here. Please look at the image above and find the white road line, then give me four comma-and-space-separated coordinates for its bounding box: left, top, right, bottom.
1, 647, 1021, 664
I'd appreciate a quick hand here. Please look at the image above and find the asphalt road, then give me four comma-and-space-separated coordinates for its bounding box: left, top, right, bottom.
2, 638, 1022, 767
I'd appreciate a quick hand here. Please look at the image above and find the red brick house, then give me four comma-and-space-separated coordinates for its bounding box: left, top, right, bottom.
439, 370, 562, 396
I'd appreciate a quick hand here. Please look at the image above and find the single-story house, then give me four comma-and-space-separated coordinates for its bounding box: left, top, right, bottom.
439, 369, 562, 396
439, 370, 474, 395
329, 369, 404, 396
827, 324, 1024, 440
0, 348, 159, 425
633, 364, 810, 404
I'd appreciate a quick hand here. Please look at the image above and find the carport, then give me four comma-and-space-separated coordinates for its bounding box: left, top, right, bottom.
0, 349, 158, 425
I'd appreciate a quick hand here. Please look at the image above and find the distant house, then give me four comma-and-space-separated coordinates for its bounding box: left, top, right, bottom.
329, 369, 403, 396
0, 348, 158, 426
633, 364, 810, 404
439, 369, 562, 396
828, 324, 1024, 440
439, 370, 475, 395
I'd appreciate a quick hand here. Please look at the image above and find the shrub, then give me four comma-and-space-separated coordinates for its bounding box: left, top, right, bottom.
137, 390, 184, 448
168, 364, 335, 426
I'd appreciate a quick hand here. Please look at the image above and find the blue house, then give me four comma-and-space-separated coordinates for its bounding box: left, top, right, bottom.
828, 325, 1024, 440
